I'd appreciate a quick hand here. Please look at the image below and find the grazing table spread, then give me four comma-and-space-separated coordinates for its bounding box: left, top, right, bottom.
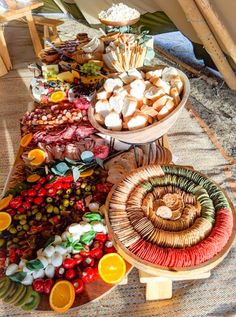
0, 2, 235, 313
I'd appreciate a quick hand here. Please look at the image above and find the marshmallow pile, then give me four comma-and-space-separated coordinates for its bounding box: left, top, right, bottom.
94, 67, 184, 131
98, 3, 140, 22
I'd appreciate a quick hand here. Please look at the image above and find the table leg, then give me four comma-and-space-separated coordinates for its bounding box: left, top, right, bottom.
0, 25, 12, 71
0, 55, 8, 77
26, 13, 42, 56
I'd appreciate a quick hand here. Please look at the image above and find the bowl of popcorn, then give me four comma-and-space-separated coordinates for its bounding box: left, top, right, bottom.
88, 66, 190, 144
98, 3, 140, 27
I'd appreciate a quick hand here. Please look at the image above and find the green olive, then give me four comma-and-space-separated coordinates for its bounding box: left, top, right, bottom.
7, 241, 12, 247
27, 211, 32, 216
29, 220, 34, 225
12, 237, 19, 243
69, 201, 74, 206
81, 182, 87, 189
16, 225, 22, 232
19, 215, 27, 220
85, 185, 91, 192
42, 215, 47, 221
32, 205, 38, 209
19, 219, 27, 225
91, 185, 96, 191
63, 194, 69, 199
63, 199, 69, 207
14, 214, 19, 220
53, 207, 60, 214
0, 238, 5, 247
66, 189, 72, 195
32, 209, 38, 215
59, 204, 65, 210
18, 231, 25, 236
56, 190, 63, 195
46, 205, 53, 213
46, 197, 53, 203
35, 212, 42, 221
23, 224, 29, 231
85, 191, 92, 196
76, 189, 81, 195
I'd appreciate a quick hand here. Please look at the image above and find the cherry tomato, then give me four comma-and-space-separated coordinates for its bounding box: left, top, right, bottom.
73, 255, 83, 265
95, 233, 107, 243
9, 197, 22, 209
79, 246, 90, 257
83, 256, 95, 267
34, 196, 44, 205
81, 267, 95, 283
22, 201, 31, 210
65, 268, 76, 280
55, 266, 65, 278
38, 188, 47, 197
27, 189, 37, 197
44, 279, 54, 294
63, 258, 76, 269
90, 248, 103, 259
72, 278, 84, 294
32, 279, 44, 293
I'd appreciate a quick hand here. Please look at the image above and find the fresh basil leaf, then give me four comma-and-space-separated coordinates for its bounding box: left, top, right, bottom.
60, 242, 68, 248
72, 166, 80, 182
65, 157, 78, 165
80, 230, 96, 245
48, 176, 58, 184
26, 259, 44, 271
66, 235, 73, 245
72, 240, 85, 251
44, 236, 55, 249
96, 158, 104, 168
9, 272, 27, 283
83, 212, 103, 222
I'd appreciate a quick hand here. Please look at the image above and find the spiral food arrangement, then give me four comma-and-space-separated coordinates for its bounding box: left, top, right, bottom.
107, 165, 234, 269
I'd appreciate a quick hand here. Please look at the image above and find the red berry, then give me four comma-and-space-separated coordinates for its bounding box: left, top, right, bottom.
38, 188, 47, 196
34, 196, 44, 205
83, 256, 95, 267
65, 268, 76, 280
44, 279, 53, 294
32, 279, 44, 293
63, 258, 76, 269
90, 248, 103, 259
72, 278, 84, 294
22, 201, 31, 210
27, 189, 37, 197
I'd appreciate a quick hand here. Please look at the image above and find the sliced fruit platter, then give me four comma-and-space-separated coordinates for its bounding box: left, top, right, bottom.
105, 165, 235, 275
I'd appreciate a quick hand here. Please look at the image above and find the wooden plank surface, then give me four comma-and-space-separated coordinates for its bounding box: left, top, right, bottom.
0, 0, 43, 22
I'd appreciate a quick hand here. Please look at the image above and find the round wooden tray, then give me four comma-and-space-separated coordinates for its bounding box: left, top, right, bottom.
104, 165, 236, 278
88, 66, 190, 144
38, 262, 132, 311
99, 17, 140, 27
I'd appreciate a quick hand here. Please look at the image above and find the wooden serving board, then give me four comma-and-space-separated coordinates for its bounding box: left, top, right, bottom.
2, 148, 133, 311
104, 165, 236, 278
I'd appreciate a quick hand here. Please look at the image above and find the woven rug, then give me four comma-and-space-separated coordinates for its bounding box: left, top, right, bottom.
0, 21, 236, 317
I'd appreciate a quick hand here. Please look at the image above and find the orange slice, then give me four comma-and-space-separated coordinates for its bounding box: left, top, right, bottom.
27, 174, 41, 183
0, 212, 12, 231
98, 253, 126, 284
49, 280, 75, 313
0, 195, 13, 211
50, 91, 65, 103
20, 133, 33, 148
28, 149, 46, 166
80, 169, 94, 178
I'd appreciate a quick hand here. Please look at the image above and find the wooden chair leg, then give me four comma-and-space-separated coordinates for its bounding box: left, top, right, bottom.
26, 13, 42, 56
43, 25, 50, 48
0, 55, 8, 77
0, 25, 12, 71
50, 26, 60, 42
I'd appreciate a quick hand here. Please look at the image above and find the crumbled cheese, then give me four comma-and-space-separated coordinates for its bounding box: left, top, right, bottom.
99, 3, 140, 22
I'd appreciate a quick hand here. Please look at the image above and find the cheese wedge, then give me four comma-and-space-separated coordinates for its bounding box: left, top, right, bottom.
145, 86, 165, 102
153, 95, 173, 112
105, 112, 122, 131
95, 99, 112, 117
127, 111, 149, 130
150, 78, 171, 94
122, 96, 138, 118
109, 95, 125, 114
97, 90, 112, 100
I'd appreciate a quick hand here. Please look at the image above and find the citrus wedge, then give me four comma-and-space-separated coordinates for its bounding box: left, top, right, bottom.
50, 91, 65, 103
0, 212, 12, 231
80, 169, 94, 178
71, 70, 80, 79
27, 174, 41, 183
98, 253, 126, 284
49, 280, 75, 313
20, 133, 33, 148
28, 149, 46, 166
0, 195, 13, 211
